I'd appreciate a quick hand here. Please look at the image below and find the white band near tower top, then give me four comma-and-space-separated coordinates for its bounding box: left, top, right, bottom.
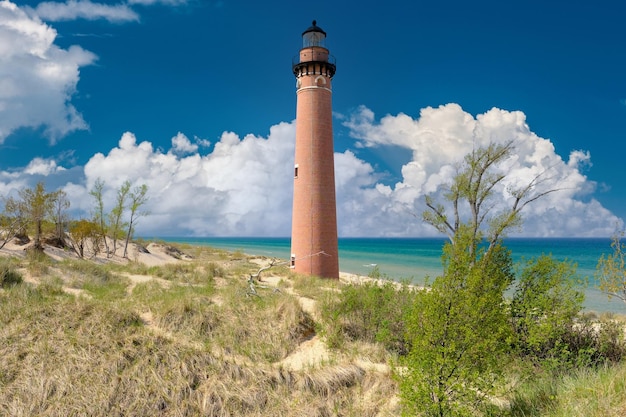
296, 86, 332, 93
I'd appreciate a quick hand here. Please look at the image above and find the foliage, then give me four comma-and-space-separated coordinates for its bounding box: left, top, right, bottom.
2, 196, 28, 239
68, 219, 101, 258
422, 141, 558, 256
0, 214, 20, 249
510, 255, 585, 368
123, 184, 149, 258
319, 279, 416, 354
400, 236, 514, 417
0, 258, 22, 287
561, 313, 626, 367
402, 142, 561, 416
367, 264, 383, 279
593, 315, 626, 363
595, 232, 626, 304
108, 180, 131, 256
52, 189, 70, 244
5, 182, 61, 251
90, 178, 110, 255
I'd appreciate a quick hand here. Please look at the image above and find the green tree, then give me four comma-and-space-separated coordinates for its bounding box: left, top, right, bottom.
68, 219, 101, 258
401, 232, 514, 417
11, 182, 60, 252
4, 195, 29, 241
422, 141, 557, 259
595, 231, 626, 304
123, 184, 148, 258
0, 212, 21, 249
400, 142, 560, 416
108, 180, 130, 256
89, 178, 110, 255
52, 189, 70, 245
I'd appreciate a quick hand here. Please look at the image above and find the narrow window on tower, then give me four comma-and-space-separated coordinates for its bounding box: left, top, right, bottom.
294, 164, 299, 178
290, 254, 296, 268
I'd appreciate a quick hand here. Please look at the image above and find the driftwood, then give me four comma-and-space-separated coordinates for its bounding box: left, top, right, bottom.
245, 258, 284, 298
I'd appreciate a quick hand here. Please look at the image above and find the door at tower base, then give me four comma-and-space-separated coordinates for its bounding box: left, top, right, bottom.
289, 20, 340, 279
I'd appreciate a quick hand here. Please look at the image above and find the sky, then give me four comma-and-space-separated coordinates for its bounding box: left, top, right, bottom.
0, 0, 625, 238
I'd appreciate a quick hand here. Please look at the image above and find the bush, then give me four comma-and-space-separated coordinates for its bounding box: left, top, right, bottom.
510, 255, 585, 369
400, 241, 514, 417
595, 315, 626, 362
562, 313, 626, 367
320, 279, 416, 354
0, 259, 22, 287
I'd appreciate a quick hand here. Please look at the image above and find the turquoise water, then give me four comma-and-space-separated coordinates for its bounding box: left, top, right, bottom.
158, 237, 625, 314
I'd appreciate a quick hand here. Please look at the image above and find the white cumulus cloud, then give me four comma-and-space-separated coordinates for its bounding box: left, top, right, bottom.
170, 131, 199, 155
76, 125, 297, 236
0, 105, 621, 238
0, 0, 96, 143
342, 104, 622, 237
23, 157, 66, 176
32, 0, 139, 23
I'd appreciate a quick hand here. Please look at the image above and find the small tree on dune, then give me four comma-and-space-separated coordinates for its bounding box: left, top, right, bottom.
0, 193, 28, 249
400, 141, 562, 417
52, 189, 70, 246
595, 231, 626, 304
9, 182, 61, 252
90, 178, 110, 256
109, 180, 131, 256
68, 219, 101, 258
123, 184, 149, 258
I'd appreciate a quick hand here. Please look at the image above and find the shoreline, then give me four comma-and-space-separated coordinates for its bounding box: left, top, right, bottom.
2, 236, 625, 315
167, 236, 626, 315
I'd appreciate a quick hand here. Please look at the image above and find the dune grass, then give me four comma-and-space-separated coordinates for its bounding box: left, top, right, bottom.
505, 362, 626, 417
1, 242, 625, 416
0, 245, 398, 416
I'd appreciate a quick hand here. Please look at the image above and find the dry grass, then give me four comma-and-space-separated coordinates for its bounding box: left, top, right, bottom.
0, 244, 399, 416
4, 242, 624, 416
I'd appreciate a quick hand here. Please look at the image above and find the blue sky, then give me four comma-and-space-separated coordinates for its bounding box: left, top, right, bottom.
1, 0, 625, 237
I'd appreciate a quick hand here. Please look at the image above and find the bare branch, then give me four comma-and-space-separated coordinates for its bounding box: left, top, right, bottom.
245, 258, 285, 297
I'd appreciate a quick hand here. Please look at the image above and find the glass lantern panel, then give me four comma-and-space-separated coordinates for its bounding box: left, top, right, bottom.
303, 32, 325, 48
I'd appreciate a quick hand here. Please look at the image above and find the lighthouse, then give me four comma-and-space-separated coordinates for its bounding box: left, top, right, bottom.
290, 20, 339, 279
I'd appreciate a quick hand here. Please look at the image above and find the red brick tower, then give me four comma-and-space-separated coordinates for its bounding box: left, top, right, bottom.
290, 20, 339, 279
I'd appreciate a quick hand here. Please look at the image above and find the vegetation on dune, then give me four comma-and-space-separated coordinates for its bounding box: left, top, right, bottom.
596, 231, 626, 304
0, 249, 400, 416
325, 141, 626, 416
0, 257, 22, 287
0, 177, 149, 260
0, 236, 625, 416
1, 142, 626, 416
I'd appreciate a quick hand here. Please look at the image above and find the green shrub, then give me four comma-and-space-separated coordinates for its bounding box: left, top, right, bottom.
562, 314, 626, 367
320, 279, 416, 354
0, 258, 22, 287
400, 241, 514, 417
510, 255, 586, 369
595, 315, 626, 362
